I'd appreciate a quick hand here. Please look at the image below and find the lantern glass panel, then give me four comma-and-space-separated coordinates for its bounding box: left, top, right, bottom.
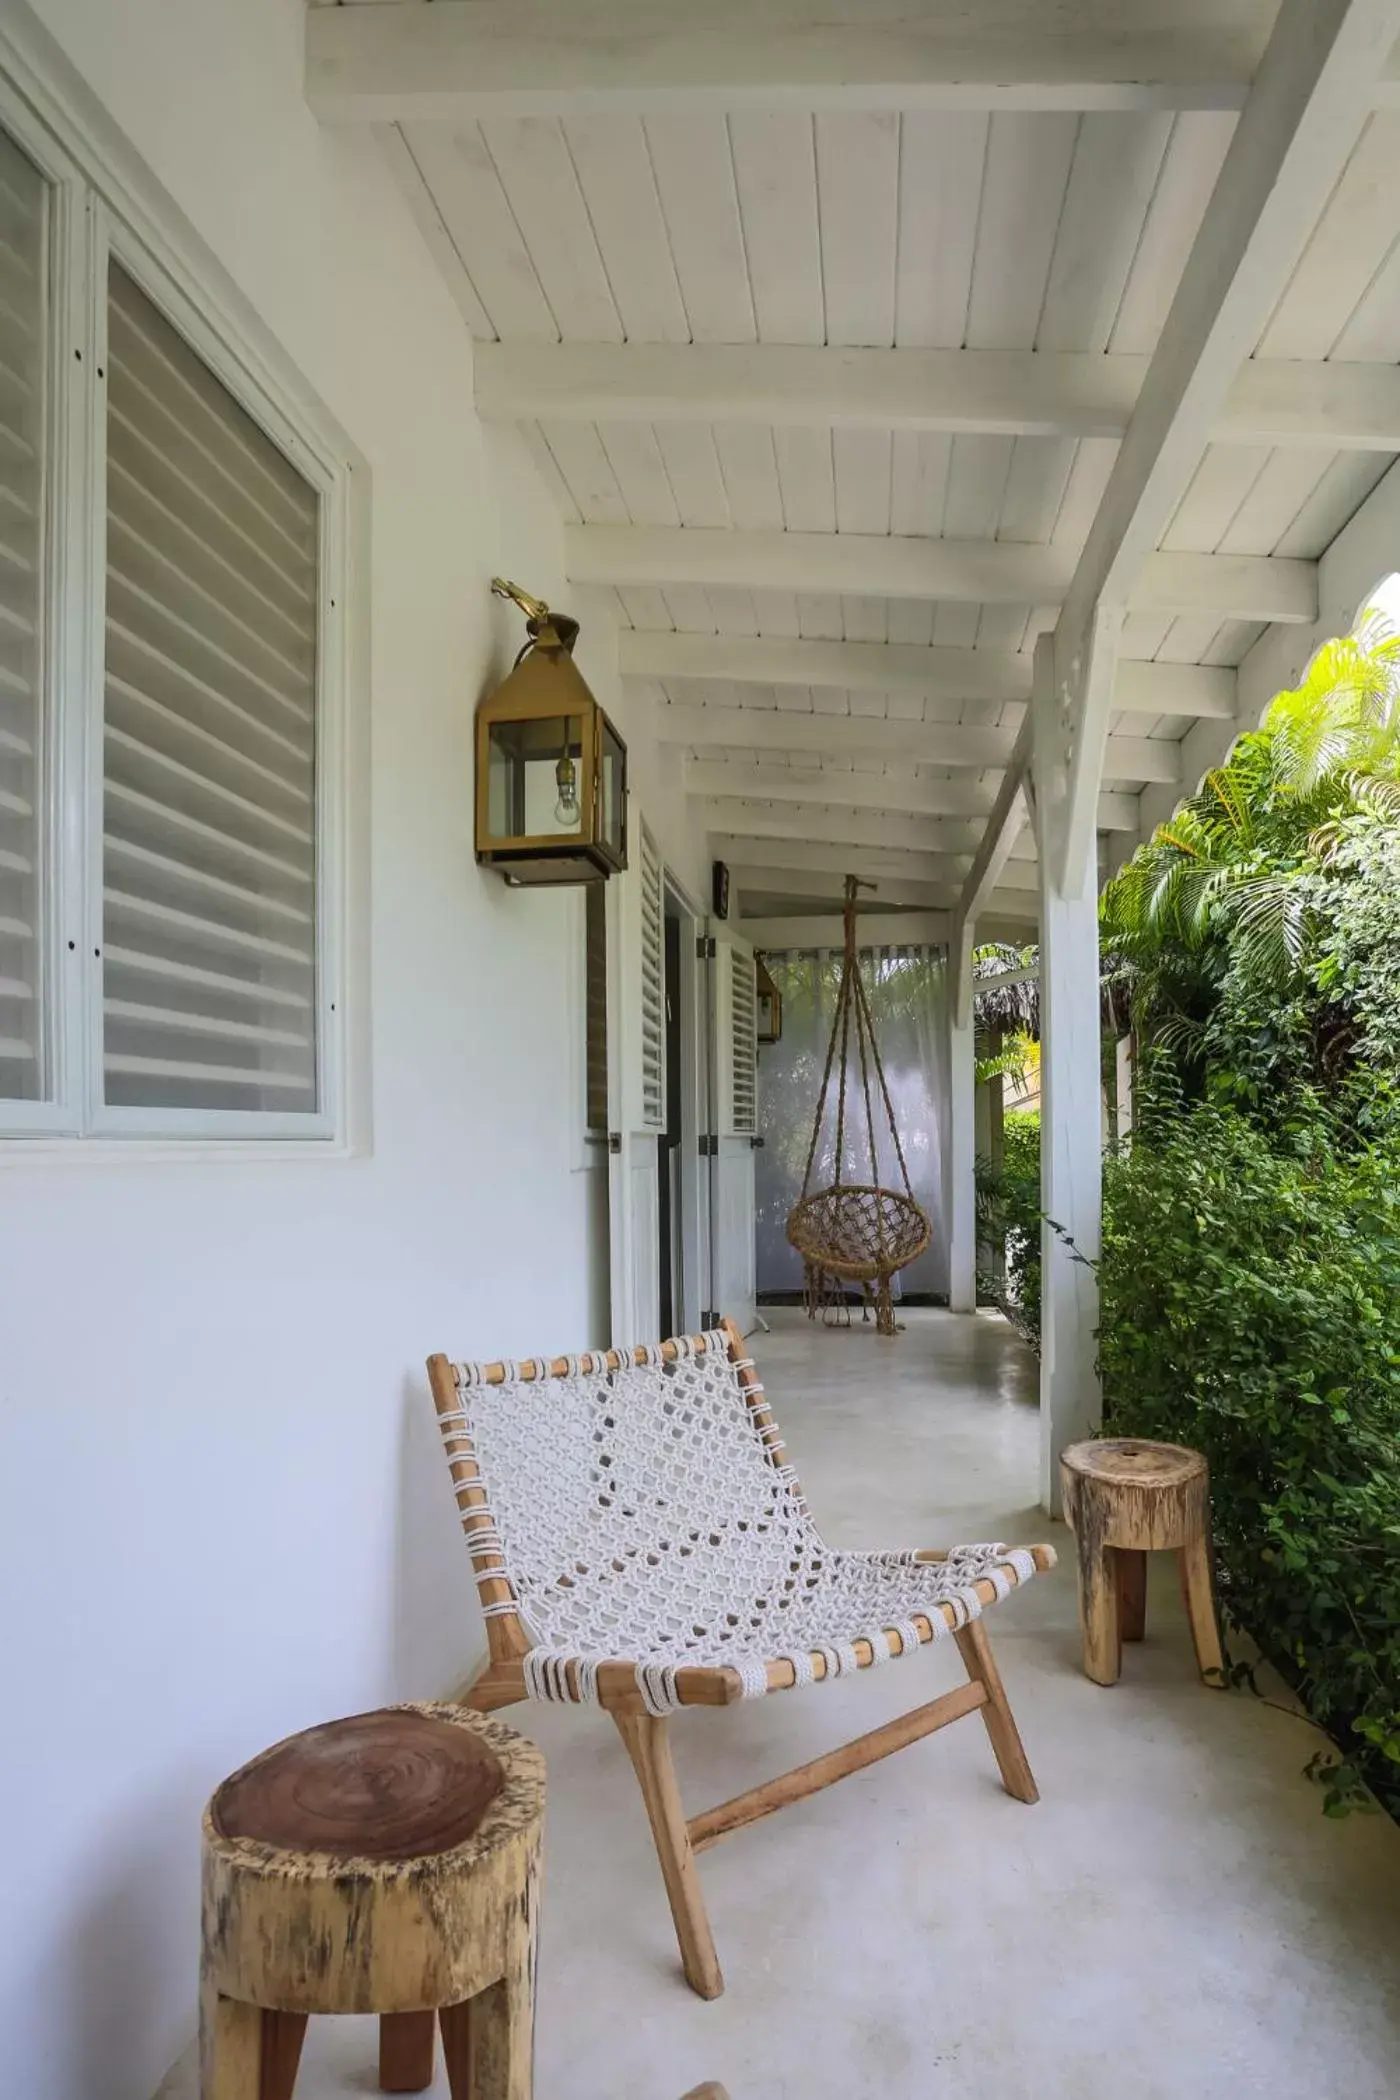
486, 712, 586, 841
600, 718, 626, 861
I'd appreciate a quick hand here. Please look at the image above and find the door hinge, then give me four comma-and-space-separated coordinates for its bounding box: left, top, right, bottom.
750, 1134, 765, 1149
698, 1133, 718, 1156
696, 935, 717, 960
700, 1308, 720, 1328
608, 1131, 622, 1154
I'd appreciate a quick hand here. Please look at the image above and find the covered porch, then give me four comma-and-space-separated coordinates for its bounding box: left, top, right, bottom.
165, 1310, 1400, 2100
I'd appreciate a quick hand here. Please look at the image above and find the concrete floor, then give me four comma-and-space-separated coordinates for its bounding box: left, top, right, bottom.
170, 1309, 1400, 2100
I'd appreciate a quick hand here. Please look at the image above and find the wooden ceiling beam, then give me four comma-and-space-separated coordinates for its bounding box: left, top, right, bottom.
666, 705, 1178, 785
620, 630, 1237, 718
307, 3, 1400, 120
478, 341, 1400, 454
568, 525, 1317, 623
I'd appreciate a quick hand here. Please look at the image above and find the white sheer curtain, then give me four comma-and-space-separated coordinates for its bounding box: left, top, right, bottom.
755, 947, 951, 1299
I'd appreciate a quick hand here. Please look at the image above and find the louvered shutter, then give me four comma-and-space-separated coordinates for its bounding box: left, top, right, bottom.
102, 263, 321, 1115
0, 132, 49, 1102
720, 943, 757, 1136
584, 878, 608, 1135
638, 819, 665, 1132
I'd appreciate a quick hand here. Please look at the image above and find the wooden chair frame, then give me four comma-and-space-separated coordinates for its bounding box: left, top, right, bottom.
426, 1317, 1052, 2002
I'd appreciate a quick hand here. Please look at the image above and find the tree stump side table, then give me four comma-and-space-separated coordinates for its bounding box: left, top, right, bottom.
1059, 1439, 1225, 1688
200, 1704, 545, 2100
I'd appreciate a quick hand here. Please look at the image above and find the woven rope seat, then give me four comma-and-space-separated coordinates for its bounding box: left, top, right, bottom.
788, 1184, 931, 1283
428, 1322, 1053, 1999
785, 876, 933, 1333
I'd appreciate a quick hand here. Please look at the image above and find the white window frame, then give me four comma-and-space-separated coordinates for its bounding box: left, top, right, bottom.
0, 16, 366, 1155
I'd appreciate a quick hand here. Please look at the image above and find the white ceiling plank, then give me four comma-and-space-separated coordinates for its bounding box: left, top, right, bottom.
956, 709, 1032, 926
705, 587, 760, 636
943, 434, 1017, 539
797, 599, 846, 642
378, 125, 497, 337
840, 596, 889, 644
816, 111, 901, 347
756, 591, 802, 638
652, 423, 732, 527
539, 421, 631, 522
886, 598, 936, 648
1270, 448, 1391, 555
1046, 0, 1400, 892
1038, 112, 1174, 351
479, 116, 624, 338
1259, 113, 1400, 356
660, 584, 719, 632
832, 428, 893, 535
309, 6, 1306, 120
642, 115, 756, 342
516, 421, 582, 522
615, 584, 674, 630
713, 423, 785, 528
1161, 442, 1273, 550
894, 111, 989, 348
561, 114, 692, 341
1108, 112, 1237, 352
728, 111, 825, 345
566, 522, 1318, 620
596, 422, 682, 526
999, 436, 1078, 545
890, 431, 952, 537
1214, 447, 1332, 554
704, 797, 987, 856
967, 113, 1080, 350
398, 122, 557, 339
774, 426, 837, 533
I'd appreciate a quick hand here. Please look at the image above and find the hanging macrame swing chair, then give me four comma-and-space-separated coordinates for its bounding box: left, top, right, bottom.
786, 877, 932, 1336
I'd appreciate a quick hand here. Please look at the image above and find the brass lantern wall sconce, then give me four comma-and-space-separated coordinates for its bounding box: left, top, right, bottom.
476, 578, 628, 885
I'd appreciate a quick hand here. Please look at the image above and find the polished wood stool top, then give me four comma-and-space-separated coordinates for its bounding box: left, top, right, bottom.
201, 1704, 544, 2100
1060, 1437, 1223, 1688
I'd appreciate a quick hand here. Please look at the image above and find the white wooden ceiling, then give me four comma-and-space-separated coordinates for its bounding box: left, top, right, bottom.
308, 4, 1400, 930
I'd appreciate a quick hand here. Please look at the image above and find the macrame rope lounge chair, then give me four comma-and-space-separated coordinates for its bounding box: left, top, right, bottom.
427, 1319, 1054, 2001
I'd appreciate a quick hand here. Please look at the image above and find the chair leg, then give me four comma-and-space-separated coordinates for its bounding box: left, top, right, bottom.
1072, 1523, 1121, 1685
379, 2012, 436, 2091
954, 1619, 1039, 1804
1178, 1533, 1225, 1684
1116, 1547, 1147, 1642
613, 1713, 724, 2000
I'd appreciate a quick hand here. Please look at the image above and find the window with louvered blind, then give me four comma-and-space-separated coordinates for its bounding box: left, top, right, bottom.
102, 263, 321, 1118
0, 128, 49, 1107
0, 81, 352, 1146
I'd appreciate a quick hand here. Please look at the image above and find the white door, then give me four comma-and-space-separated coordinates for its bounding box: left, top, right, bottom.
608, 813, 665, 1345
708, 919, 758, 1334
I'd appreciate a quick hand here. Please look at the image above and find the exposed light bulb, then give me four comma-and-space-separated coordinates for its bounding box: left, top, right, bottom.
554, 751, 580, 827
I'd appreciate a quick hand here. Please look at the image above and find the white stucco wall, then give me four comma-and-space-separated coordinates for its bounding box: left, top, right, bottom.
0, 5, 705, 2096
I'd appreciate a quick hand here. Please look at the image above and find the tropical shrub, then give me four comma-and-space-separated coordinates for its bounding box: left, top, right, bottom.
976, 1107, 1041, 1342
1099, 1094, 1400, 1815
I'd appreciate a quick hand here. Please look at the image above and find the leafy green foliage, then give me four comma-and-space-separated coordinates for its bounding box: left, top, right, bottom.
976, 1107, 1041, 1342
1099, 1100, 1400, 1817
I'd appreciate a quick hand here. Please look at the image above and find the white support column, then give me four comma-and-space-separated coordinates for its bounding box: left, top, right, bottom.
1031, 636, 1103, 1511
946, 937, 977, 1314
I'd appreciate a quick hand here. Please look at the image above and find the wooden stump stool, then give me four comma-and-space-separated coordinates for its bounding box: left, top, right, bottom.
201, 1704, 545, 2100
1059, 1439, 1224, 1688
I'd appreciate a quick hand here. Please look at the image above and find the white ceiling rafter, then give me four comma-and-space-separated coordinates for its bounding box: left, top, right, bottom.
621, 630, 1236, 718
477, 341, 1400, 453
566, 526, 1317, 623
306, 3, 1400, 119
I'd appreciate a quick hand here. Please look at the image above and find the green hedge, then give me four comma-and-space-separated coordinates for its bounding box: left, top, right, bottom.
1099, 1100, 1400, 1812
975, 1107, 1040, 1340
